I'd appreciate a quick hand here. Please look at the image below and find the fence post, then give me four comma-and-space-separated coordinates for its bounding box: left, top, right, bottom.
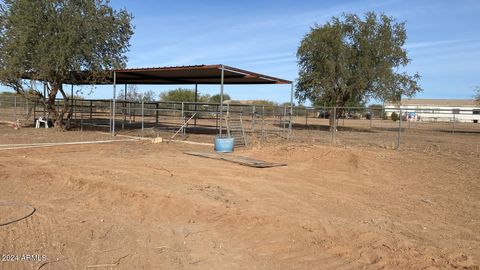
155, 102, 159, 125
262, 105, 265, 139
305, 107, 308, 126
73, 98, 76, 124
282, 106, 287, 137
397, 108, 402, 149
80, 100, 83, 131
90, 100, 93, 122
13, 95, 17, 122
25, 98, 29, 120
452, 113, 456, 134
141, 96, 145, 137
109, 100, 112, 133
121, 100, 125, 130
181, 102, 185, 137
252, 105, 256, 133
369, 110, 372, 129
215, 105, 219, 132
288, 105, 293, 139
332, 106, 336, 142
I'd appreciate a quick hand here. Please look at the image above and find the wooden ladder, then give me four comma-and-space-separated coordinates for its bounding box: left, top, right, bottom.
227, 114, 247, 148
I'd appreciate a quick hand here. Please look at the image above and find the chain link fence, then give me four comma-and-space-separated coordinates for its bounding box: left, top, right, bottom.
1, 95, 479, 152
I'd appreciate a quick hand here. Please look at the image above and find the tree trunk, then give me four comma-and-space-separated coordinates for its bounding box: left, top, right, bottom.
45, 82, 69, 130
57, 84, 70, 130
328, 105, 344, 131
329, 109, 335, 131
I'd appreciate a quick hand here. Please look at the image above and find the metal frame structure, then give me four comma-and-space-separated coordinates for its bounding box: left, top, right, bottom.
20, 64, 295, 138
105, 64, 292, 137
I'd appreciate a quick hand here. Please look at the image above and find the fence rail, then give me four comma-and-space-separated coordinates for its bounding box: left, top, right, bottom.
1, 96, 479, 150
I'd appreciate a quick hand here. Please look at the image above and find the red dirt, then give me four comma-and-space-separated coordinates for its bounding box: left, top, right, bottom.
0, 125, 479, 269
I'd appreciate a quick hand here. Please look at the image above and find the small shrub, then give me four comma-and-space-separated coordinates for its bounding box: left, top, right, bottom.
391, 112, 399, 122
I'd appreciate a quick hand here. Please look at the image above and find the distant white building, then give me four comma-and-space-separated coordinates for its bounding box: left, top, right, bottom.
385, 99, 480, 123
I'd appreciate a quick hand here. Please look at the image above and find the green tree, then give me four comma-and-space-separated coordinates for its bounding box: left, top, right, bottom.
250, 100, 279, 106
0, 0, 133, 129
209, 93, 230, 103
296, 12, 421, 128
117, 85, 156, 102
391, 112, 399, 122
159, 88, 210, 102
281, 101, 295, 107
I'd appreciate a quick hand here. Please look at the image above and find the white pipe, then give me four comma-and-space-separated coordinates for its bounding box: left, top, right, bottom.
0, 139, 138, 151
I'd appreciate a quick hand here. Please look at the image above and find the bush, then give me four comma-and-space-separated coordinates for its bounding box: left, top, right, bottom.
160, 88, 210, 102
391, 112, 399, 122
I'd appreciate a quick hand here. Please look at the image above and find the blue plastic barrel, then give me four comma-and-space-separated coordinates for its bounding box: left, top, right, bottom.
214, 137, 235, 152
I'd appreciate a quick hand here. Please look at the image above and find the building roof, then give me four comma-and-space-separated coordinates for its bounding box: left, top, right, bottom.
388, 99, 478, 107
31, 64, 291, 85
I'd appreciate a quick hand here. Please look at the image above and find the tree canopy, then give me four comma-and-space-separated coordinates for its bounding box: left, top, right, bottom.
209, 93, 231, 103
296, 12, 421, 111
250, 100, 279, 106
0, 0, 133, 129
159, 88, 210, 103
159, 88, 233, 104
117, 85, 156, 103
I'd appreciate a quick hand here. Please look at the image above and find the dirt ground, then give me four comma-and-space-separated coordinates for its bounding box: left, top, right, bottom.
0, 125, 479, 269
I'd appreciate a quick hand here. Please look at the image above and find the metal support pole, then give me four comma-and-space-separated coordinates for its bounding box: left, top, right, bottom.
288, 82, 294, 139
90, 100, 93, 122
397, 108, 402, 149
252, 105, 256, 133
194, 84, 198, 127
215, 105, 219, 131
80, 100, 83, 131
112, 71, 116, 136
71, 85, 74, 124
305, 108, 308, 126
369, 111, 372, 129
219, 65, 225, 137
332, 107, 337, 142
141, 94, 144, 137
262, 105, 265, 138
181, 102, 185, 137
133, 102, 136, 122
453, 113, 456, 134
109, 100, 112, 132
155, 102, 159, 125
73, 99, 77, 127
43, 83, 47, 117
123, 84, 127, 129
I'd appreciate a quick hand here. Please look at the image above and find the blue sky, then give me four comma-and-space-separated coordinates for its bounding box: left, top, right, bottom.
10, 0, 480, 104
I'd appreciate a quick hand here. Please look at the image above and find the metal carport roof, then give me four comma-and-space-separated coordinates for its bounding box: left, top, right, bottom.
58, 64, 291, 85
